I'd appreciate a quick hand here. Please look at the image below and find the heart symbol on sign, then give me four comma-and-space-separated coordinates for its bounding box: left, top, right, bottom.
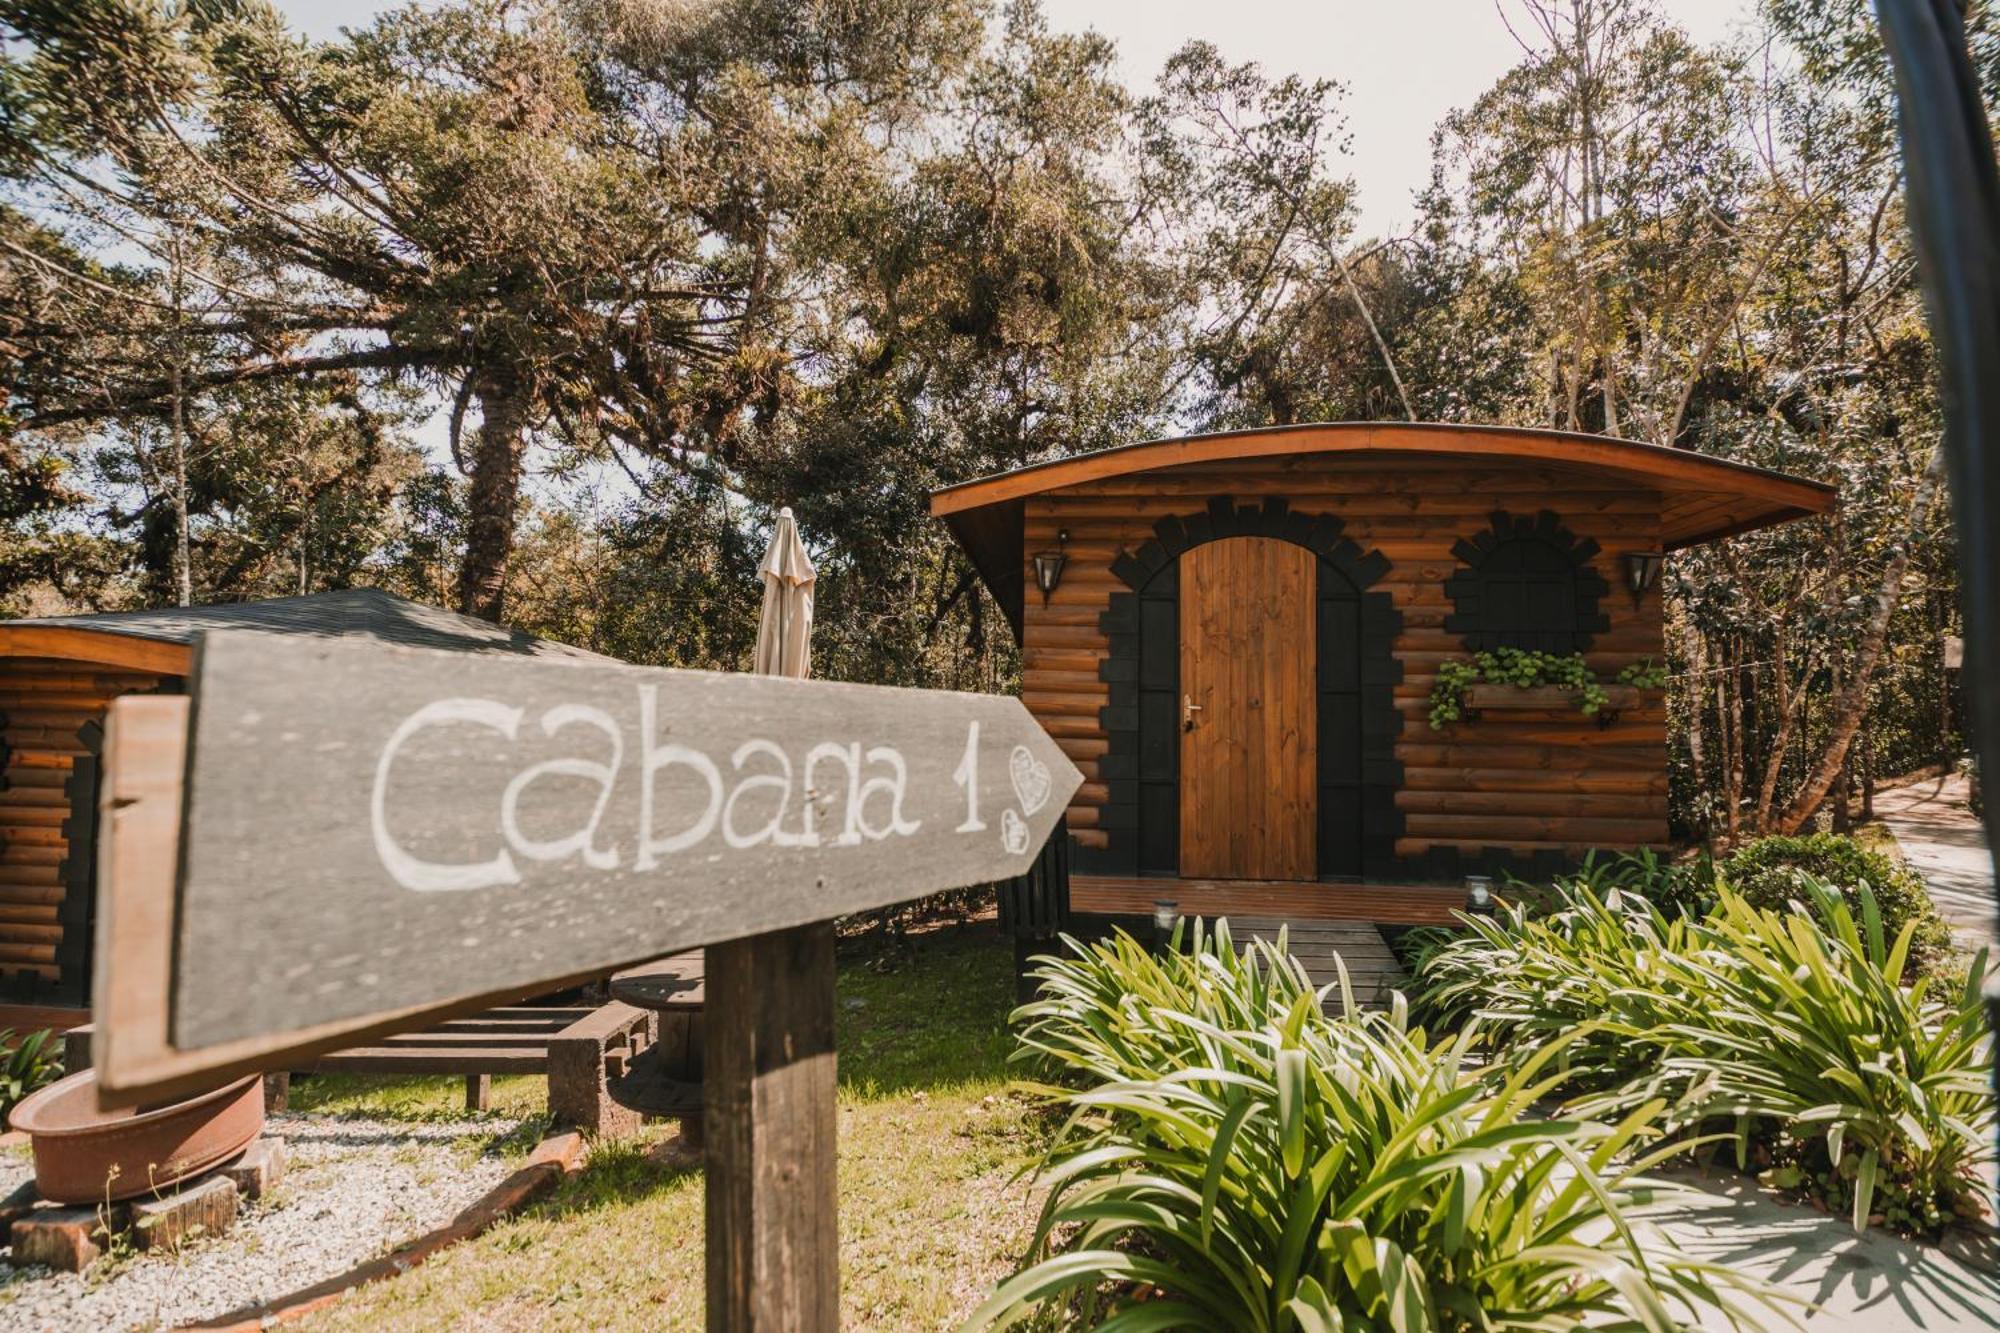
1009, 745, 1052, 816
1001, 808, 1030, 856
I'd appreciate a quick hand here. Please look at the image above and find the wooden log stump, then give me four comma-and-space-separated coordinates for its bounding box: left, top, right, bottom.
131, 1174, 237, 1252
220, 1137, 287, 1201
10, 1205, 122, 1271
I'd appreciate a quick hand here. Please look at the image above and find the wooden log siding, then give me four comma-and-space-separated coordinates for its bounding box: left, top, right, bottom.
1020, 456, 1668, 869
0, 657, 176, 997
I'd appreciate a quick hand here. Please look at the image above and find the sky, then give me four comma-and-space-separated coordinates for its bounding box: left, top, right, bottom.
275, 0, 1758, 238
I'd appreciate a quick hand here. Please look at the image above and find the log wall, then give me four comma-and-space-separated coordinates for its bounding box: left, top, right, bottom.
1020, 453, 1668, 868
0, 657, 176, 1000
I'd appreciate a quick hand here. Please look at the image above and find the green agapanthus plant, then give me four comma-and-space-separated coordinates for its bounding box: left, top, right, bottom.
1639, 883, 1994, 1234
971, 922, 1787, 1331
1416, 878, 1996, 1236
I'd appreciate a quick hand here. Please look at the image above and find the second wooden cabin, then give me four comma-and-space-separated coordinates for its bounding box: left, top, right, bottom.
0, 587, 609, 1035
933, 422, 1833, 914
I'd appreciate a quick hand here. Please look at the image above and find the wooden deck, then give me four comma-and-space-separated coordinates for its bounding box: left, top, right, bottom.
1070, 875, 1466, 925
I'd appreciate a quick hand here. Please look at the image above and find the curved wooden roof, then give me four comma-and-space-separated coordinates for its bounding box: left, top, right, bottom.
0, 587, 611, 674
930, 421, 1836, 637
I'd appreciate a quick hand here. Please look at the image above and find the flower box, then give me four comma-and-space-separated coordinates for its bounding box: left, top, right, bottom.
1461, 683, 1646, 712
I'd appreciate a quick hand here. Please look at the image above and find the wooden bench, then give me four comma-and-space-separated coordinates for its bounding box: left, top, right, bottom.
306, 1003, 655, 1134
66, 1001, 658, 1136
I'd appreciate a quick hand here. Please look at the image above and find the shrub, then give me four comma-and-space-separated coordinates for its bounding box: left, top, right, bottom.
1718, 833, 1954, 975
974, 922, 1783, 1330
1538, 848, 1717, 921
1413, 880, 1996, 1236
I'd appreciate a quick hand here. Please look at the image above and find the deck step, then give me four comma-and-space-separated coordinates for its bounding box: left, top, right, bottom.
1220, 916, 1406, 1012
1072, 875, 1465, 926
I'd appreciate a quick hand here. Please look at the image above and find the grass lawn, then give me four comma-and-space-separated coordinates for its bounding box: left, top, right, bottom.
295, 920, 1045, 1331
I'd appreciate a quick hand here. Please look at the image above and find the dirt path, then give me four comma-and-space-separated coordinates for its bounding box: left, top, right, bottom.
1872, 773, 1996, 958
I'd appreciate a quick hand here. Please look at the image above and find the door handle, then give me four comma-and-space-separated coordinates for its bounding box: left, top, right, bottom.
1183, 694, 1203, 730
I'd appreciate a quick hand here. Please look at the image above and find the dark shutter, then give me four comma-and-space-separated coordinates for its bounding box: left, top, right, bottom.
1444, 512, 1609, 655
1135, 563, 1179, 874
1316, 563, 1363, 877
1479, 539, 1578, 651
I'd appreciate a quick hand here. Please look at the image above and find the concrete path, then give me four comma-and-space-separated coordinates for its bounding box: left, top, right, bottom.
1646, 1169, 2000, 1331
1873, 773, 1997, 957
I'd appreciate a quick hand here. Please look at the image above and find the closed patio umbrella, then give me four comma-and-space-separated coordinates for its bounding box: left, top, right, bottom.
754, 506, 815, 680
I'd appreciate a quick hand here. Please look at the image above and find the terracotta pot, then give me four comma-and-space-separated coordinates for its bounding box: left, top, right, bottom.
7, 1070, 264, 1204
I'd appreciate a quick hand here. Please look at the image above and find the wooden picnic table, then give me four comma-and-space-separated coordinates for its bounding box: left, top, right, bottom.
610, 951, 704, 1011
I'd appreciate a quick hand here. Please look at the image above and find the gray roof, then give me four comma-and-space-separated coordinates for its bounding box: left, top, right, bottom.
8, 587, 611, 662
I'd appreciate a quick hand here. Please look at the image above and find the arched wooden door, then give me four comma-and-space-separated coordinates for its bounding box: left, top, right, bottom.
1178, 537, 1318, 879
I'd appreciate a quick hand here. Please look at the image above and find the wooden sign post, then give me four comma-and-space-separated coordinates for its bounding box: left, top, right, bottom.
93, 630, 1081, 1330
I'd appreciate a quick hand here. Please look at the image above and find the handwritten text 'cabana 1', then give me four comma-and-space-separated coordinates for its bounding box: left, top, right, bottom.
369, 684, 1055, 892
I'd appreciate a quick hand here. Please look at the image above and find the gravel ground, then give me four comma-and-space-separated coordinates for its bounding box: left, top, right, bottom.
0, 1111, 523, 1332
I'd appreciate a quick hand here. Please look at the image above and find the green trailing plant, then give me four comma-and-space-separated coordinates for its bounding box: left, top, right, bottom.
0, 1028, 61, 1119
1616, 656, 1670, 689
1717, 833, 1954, 977
1426, 648, 1661, 729
1412, 879, 1996, 1236
973, 922, 1785, 1330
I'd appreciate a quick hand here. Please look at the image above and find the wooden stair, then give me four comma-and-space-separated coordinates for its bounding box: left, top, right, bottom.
1213, 916, 1406, 1012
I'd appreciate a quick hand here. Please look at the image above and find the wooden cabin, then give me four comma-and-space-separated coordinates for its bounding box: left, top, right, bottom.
934, 422, 1835, 923
0, 587, 607, 1034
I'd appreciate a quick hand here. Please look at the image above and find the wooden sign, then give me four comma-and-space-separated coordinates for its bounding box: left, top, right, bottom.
95, 630, 1079, 1095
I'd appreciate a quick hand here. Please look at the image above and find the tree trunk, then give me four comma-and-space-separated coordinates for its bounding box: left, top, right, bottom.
458, 371, 530, 622
169, 356, 192, 608
1775, 444, 1950, 832
1681, 624, 1710, 842
1721, 638, 1746, 843
1329, 244, 1415, 421
168, 230, 193, 608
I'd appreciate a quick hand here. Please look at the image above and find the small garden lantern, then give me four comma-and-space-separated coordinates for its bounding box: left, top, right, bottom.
1622, 550, 1665, 606
1463, 875, 1495, 916
1032, 530, 1069, 605
1152, 898, 1179, 945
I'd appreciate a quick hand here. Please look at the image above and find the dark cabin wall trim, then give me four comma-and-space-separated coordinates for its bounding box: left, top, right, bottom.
1079, 495, 1405, 879
51, 722, 100, 1006
1442, 510, 1612, 654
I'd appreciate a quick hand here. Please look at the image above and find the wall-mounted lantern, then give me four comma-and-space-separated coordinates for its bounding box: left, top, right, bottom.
1032, 530, 1069, 605
1623, 550, 1665, 606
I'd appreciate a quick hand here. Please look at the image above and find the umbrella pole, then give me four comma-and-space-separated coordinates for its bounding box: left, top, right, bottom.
708, 505, 836, 1329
